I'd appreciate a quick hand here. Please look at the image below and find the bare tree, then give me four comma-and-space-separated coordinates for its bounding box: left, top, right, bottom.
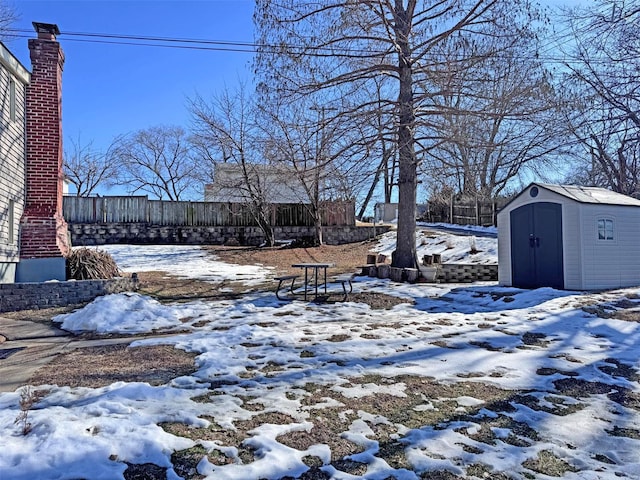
259, 96, 367, 245
421, 27, 564, 198
0, 1, 17, 40
561, 0, 640, 195
352, 77, 399, 220
255, 0, 542, 268
110, 125, 200, 200
189, 86, 278, 246
63, 136, 120, 197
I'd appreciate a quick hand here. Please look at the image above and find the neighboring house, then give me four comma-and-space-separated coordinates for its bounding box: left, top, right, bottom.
0, 42, 30, 283
498, 183, 640, 290
205, 163, 312, 204
375, 203, 398, 223
0, 23, 69, 283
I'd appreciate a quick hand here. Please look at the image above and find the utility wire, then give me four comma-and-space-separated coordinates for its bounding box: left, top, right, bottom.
4, 26, 634, 64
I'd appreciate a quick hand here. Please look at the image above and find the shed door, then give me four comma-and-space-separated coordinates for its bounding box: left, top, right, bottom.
510, 202, 564, 289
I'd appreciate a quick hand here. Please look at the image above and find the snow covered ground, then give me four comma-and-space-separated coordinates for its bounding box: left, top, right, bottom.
1, 227, 639, 480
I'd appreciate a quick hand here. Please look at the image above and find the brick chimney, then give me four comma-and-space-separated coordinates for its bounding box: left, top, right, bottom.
17, 22, 69, 282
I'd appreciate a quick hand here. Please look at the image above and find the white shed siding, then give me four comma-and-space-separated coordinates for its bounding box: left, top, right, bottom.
0, 44, 29, 277
579, 205, 640, 289
561, 201, 582, 290
497, 210, 512, 285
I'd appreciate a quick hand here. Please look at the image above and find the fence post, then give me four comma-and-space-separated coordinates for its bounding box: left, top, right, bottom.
493, 201, 497, 227
449, 194, 454, 224
475, 197, 480, 225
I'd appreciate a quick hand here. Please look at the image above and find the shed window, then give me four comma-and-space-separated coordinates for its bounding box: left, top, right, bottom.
597, 219, 614, 240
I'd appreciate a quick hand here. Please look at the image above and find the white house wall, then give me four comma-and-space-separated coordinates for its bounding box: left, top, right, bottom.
0, 44, 29, 283
578, 204, 640, 290
205, 164, 312, 204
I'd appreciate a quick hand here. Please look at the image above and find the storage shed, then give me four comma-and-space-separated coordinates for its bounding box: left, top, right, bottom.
498, 183, 640, 290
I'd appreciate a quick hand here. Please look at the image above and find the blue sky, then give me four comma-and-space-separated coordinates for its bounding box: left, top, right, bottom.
7, 0, 255, 152
5, 0, 586, 200
6, 0, 587, 156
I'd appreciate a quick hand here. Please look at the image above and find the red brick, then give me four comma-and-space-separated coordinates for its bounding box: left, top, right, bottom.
20, 34, 70, 259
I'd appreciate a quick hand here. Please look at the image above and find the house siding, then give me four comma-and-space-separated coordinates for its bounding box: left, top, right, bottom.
0, 44, 29, 282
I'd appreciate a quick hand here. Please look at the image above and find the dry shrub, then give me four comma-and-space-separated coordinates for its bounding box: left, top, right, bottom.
66, 247, 120, 280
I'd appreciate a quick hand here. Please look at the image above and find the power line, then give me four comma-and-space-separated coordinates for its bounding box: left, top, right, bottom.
4, 26, 634, 65
4, 27, 385, 57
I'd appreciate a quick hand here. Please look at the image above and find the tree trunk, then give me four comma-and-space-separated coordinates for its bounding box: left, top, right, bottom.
393, 2, 418, 269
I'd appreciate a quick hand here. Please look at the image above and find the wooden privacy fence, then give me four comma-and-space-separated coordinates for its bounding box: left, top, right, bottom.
420, 196, 510, 227
63, 196, 355, 227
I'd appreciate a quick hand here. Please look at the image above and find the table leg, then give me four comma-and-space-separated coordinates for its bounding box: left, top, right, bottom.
323, 267, 327, 294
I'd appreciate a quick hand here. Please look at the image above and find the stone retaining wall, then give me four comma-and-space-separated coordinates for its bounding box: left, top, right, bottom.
361, 263, 498, 283
0, 276, 138, 313
68, 224, 392, 246
436, 264, 498, 283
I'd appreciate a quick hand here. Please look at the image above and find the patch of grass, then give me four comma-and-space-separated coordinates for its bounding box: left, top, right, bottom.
607, 389, 640, 411
29, 344, 197, 388
536, 367, 578, 377
277, 422, 364, 463
607, 426, 640, 439
377, 440, 412, 470
593, 453, 616, 465
512, 393, 587, 416
160, 419, 245, 447
553, 378, 612, 397
273, 310, 304, 317
327, 334, 351, 342
123, 462, 167, 480
456, 414, 538, 448
360, 333, 382, 339
521, 332, 550, 347
522, 450, 578, 477
418, 470, 462, 479
469, 341, 505, 352
466, 463, 512, 479
332, 459, 367, 476
171, 445, 209, 478
599, 358, 640, 382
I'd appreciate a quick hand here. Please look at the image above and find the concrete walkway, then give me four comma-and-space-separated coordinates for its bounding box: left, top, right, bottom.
0, 317, 142, 393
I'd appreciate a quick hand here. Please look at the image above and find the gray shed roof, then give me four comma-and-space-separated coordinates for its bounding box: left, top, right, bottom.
532, 183, 640, 207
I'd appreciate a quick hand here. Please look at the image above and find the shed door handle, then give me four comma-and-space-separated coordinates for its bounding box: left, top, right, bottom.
529, 235, 541, 248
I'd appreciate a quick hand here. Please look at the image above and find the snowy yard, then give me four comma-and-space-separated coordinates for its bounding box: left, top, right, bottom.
1, 227, 639, 479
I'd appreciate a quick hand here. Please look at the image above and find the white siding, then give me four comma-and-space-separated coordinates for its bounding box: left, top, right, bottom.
497, 208, 512, 285
205, 164, 311, 204
579, 205, 640, 289
0, 44, 29, 274
562, 202, 583, 290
